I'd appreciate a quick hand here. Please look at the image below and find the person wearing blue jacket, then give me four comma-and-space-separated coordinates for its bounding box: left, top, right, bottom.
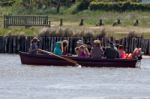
54, 41, 62, 56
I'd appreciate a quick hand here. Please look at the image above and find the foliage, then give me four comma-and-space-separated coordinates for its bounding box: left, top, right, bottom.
91, 0, 141, 2
75, 0, 91, 11
19, 0, 75, 9
90, 1, 150, 11
0, 0, 15, 6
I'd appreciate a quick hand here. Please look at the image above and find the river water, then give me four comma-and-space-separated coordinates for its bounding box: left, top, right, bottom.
0, 54, 150, 99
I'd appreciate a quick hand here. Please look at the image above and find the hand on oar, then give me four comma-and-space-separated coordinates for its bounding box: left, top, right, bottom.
38, 49, 81, 67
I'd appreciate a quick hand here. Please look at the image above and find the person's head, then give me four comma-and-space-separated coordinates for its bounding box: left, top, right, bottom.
116, 44, 119, 49
76, 40, 84, 47
62, 40, 69, 48
31, 37, 39, 43
118, 45, 124, 50
110, 42, 115, 48
93, 40, 101, 47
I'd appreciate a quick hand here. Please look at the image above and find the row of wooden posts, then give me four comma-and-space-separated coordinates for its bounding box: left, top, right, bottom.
54, 18, 139, 27
0, 36, 150, 55
1, 17, 140, 28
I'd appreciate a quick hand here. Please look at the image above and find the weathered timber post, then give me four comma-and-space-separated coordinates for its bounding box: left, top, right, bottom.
48, 21, 51, 27
112, 19, 121, 26
79, 19, 84, 26
60, 18, 63, 26
117, 19, 121, 24
133, 19, 139, 26
96, 19, 104, 26
0, 36, 4, 53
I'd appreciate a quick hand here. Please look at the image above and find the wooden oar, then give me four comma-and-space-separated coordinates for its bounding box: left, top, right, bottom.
38, 49, 81, 67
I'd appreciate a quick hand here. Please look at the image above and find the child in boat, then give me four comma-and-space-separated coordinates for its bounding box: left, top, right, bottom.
118, 45, 126, 59
29, 37, 40, 54
54, 41, 62, 56
62, 40, 69, 55
90, 40, 104, 58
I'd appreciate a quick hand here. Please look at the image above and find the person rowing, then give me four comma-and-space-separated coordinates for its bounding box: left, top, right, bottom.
34, 40, 81, 67
28, 37, 40, 54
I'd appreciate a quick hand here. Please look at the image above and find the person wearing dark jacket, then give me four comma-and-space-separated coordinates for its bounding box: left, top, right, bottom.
104, 42, 119, 59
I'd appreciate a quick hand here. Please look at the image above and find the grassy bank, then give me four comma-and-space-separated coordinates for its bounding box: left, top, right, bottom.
48, 10, 150, 27
0, 6, 150, 39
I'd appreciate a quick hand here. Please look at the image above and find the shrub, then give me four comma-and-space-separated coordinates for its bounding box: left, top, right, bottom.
90, 2, 150, 11
90, 0, 141, 2
76, 0, 91, 12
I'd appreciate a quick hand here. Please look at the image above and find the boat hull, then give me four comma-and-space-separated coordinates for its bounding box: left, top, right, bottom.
19, 52, 138, 68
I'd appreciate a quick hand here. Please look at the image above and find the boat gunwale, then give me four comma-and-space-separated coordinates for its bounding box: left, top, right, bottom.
19, 52, 138, 62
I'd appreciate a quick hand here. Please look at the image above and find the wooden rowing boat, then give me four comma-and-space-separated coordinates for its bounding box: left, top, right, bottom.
19, 52, 140, 68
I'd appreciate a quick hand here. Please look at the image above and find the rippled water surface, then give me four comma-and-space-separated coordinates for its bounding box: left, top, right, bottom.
0, 54, 150, 99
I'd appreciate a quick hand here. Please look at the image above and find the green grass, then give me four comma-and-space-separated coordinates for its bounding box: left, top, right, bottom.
0, 6, 150, 38
0, 5, 150, 27
0, 28, 39, 36
45, 10, 150, 28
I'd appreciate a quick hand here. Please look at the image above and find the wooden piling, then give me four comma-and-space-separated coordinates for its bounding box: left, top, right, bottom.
79, 19, 84, 26
60, 18, 63, 26
0, 36, 149, 55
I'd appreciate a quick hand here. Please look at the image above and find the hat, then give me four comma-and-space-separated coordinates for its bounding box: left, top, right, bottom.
93, 40, 101, 47
94, 40, 101, 44
77, 40, 84, 45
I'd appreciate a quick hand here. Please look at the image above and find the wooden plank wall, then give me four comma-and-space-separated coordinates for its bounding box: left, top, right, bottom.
0, 36, 150, 55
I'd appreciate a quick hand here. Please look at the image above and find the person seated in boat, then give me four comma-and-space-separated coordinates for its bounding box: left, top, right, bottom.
28, 37, 40, 54
54, 41, 62, 56
133, 48, 142, 59
90, 40, 104, 58
85, 41, 92, 52
126, 48, 142, 60
62, 40, 69, 55
77, 45, 90, 58
75, 40, 90, 57
118, 45, 126, 59
75, 40, 84, 55
104, 42, 119, 59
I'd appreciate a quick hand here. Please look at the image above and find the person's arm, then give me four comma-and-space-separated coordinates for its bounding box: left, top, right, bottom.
100, 47, 104, 56
90, 47, 94, 57
85, 48, 90, 56
117, 51, 120, 58
104, 48, 107, 57
75, 47, 79, 56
